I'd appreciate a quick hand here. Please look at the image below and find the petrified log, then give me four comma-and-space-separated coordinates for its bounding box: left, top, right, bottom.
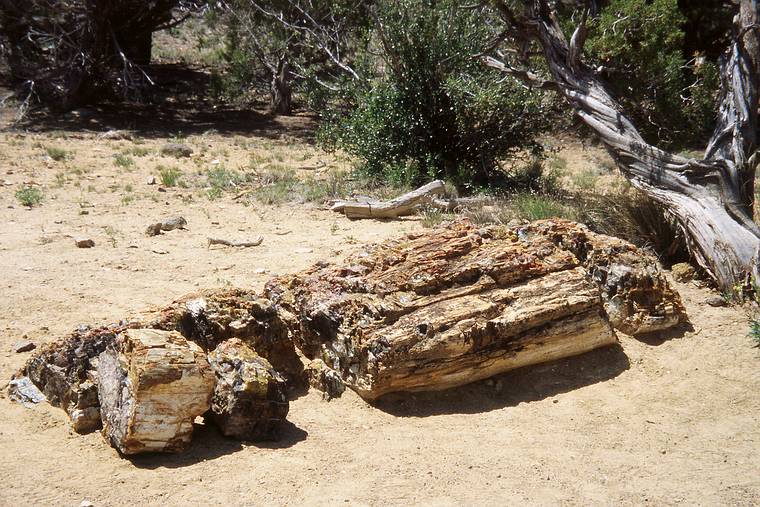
207, 339, 289, 440
264, 219, 686, 399
98, 329, 214, 455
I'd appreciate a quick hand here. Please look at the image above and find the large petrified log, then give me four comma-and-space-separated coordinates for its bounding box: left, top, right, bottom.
207, 339, 289, 440
9, 219, 686, 447
264, 219, 686, 399
98, 329, 215, 455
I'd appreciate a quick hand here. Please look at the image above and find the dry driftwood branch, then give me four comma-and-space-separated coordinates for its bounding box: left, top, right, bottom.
207, 236, 264, 248
488, 0, 760, 290
329, 180, 487, 219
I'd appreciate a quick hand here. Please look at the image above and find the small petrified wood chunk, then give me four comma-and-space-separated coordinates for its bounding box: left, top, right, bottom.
98, 329, 214, 455
13, 325, 125, 433
207, 339, 289, 440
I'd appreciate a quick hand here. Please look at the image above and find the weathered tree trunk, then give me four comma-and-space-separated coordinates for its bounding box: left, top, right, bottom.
264, 219, 686, 399
487, 0, 760, 291
270, 58, 292, 116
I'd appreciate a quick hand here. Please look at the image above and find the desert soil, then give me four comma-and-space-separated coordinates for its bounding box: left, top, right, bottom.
0, 119, 759, 506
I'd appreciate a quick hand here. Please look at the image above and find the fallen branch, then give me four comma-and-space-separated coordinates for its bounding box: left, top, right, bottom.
330, 180, 490, 218
330, 180, 445, 218
207, 236, 264, 248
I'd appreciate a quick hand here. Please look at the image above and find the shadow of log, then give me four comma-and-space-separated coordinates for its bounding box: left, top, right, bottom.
128, 420, 307, 469
633, 322, 695, 346
371, 343, 629, 417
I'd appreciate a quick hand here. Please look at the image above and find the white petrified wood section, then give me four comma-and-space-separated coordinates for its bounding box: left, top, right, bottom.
98, 329, 215, 455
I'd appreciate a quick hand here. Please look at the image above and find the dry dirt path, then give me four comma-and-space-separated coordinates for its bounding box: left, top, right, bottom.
0, 131, 759, 506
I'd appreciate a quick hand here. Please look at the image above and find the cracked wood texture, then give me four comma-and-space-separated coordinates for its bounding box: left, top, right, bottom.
264, 219, 685, 400
98, 329, 215, 455
489, 0, 760, 290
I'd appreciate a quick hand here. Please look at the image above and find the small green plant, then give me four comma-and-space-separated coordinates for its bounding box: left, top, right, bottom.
114, 153, 135, 168
15, 185, 43, 207
158, 165, 183, 187
54, 172, 67, 188
205, 165, 246, 199
513, 193, 573, 221
124, 146, 151, 157
749, 318, 760, 347
45, 146, 69, 161
103, 226, 118, 248
121, 194, 135, 205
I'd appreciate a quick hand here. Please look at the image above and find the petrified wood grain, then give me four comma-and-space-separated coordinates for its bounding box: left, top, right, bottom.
207, 338, 289, 440
98, 329, 214, 455
264, 219, 685, 399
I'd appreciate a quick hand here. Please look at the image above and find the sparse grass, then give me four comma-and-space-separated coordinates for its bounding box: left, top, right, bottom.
158, 165, 183, 187
512, 193, 574, 221
54, 172, 67, 188
114, 153, 135, 168
571, 169, 600, 191
15, 185, 44, 207
45, 146, 69, 162
749, 317, 760, 347
123, 146, 152, 157
205, 165, 247, 199
121, 194, 135, 205
103, 226, 118, 248
420, 206, 454, 228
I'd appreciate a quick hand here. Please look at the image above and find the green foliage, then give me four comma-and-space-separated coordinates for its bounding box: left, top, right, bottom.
205, 165, 246, 199
45, 146, 69, 161
158, 165, 183, 187
583, 0, 720, 148
15, 185, 43, 207
318, 0, 546, 188
113, 153, 134, 168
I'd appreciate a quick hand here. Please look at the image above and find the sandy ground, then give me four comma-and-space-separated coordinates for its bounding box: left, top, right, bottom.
1, 126, 759, 506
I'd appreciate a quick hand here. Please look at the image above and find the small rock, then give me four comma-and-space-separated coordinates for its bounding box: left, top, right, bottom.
253, 268, 268, 274
8, 377, 46, 406
99, 129, 132, 141
157, 186, 167, 193
75, 237, 95, 248
146, 175, 157, 185
13, 340, 36, 353
705, 296, 727, 307
294, 248, 313, 254
146, 216, 187, 236
3, 180, 12, 186
160, 143, 193, 158
80, 500, 95, 507
671, 262, 696, 282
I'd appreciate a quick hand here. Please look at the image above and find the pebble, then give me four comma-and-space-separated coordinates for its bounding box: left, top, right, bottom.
13, 340, 36, 353
705, 296, 727, 307
75, 237, 95, 248
146, 175, 157, 185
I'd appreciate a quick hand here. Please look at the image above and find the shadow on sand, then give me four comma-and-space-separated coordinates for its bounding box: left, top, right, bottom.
2, 64, 316, 142
128, 419, 308, 469
371, 343, 630, 417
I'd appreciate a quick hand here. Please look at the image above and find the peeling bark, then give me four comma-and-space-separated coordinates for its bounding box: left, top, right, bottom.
488, 0, 760, 290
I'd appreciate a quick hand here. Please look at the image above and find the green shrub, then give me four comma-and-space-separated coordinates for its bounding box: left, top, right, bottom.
318, 0, 546, 189
114, 154, 134, 168
583, 0, 720, 148
15, 185, 43, 207
158, 165, 183, 187
45, 146, 69, 161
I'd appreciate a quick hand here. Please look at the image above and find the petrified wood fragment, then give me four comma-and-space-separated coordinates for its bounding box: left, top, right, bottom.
264, 219, 685, 399
207, 338, 289, 440
16, 324, 130, 433
98, 329, 214, 455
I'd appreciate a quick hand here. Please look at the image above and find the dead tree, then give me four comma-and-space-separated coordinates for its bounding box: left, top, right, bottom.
485, 0, 760, 291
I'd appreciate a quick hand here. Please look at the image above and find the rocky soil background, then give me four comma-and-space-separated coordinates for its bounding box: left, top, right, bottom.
1, 125, 759, 505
